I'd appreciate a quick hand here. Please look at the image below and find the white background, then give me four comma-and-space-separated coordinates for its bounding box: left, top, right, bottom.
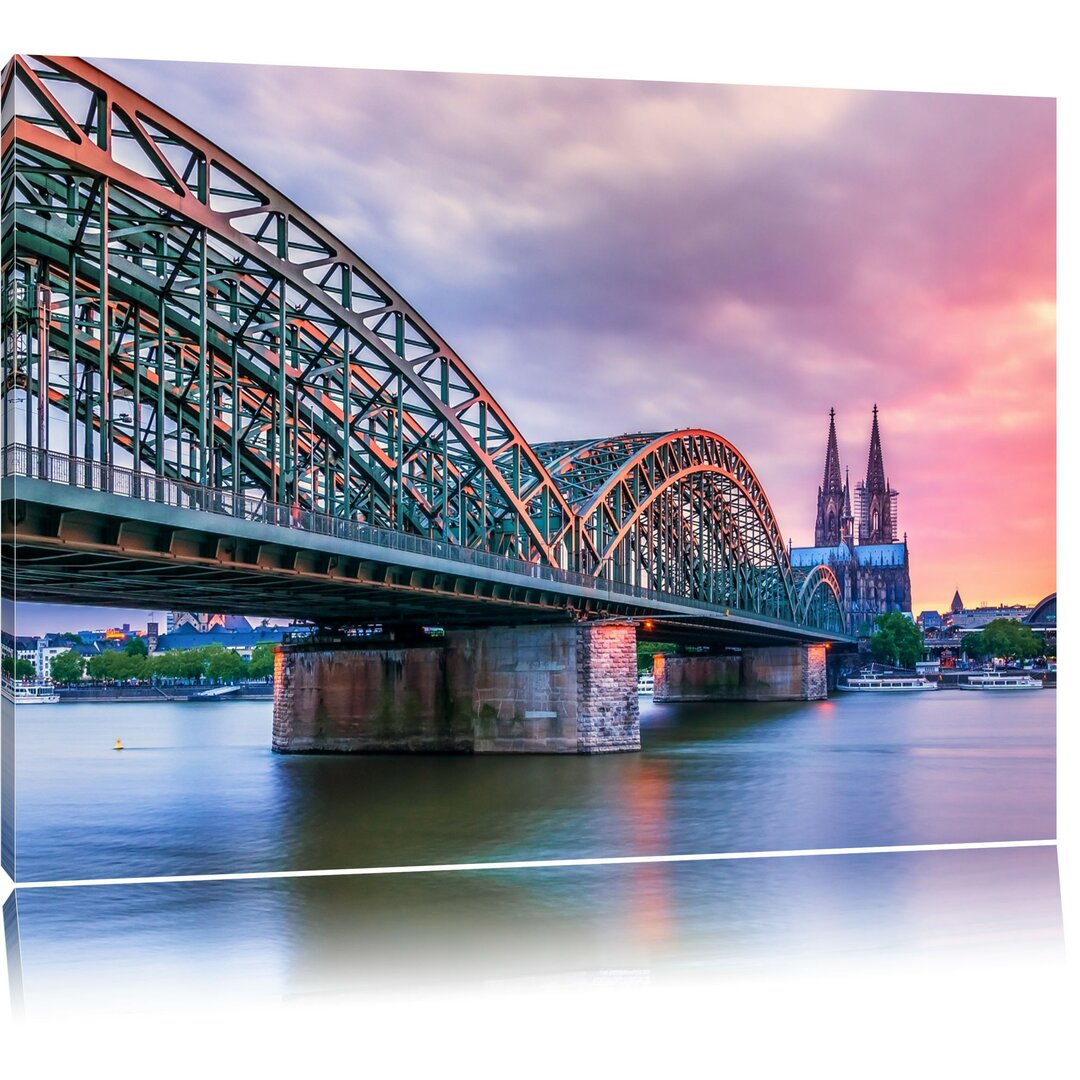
1, 2, 1076, 1074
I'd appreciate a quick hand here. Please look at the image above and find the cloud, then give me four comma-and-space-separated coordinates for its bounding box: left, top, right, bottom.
87, 57, 1055, 613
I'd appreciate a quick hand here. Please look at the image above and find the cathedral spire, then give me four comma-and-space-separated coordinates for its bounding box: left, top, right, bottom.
841, 465, 853, 543
814, 408, 846, 545
822, 407, 843, 493
858, 403, 897, 543
865, 404, 886, 495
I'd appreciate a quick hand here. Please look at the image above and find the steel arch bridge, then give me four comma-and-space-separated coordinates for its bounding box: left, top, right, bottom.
535, 430, 844, 629
2, 55, 847, 641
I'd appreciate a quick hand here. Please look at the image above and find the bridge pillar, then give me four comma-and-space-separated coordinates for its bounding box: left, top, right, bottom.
272, 622, 639, 754
653, 645, 828, 703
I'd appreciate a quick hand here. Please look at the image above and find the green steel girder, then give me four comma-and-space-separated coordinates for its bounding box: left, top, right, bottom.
1, 55, 848, 639
2, 54, 577, 566
533, 430, 844, 630
792, 563, 846, 636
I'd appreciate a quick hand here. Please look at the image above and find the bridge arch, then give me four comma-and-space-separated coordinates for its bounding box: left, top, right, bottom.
5, 55, 847, 638
793, 564, 846, 635
535, 430, 845, 631
3, 54, 576, 565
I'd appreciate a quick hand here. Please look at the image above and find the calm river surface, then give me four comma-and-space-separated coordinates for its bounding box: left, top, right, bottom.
7, 690, 1061, 1015
13, 688, 1055, 882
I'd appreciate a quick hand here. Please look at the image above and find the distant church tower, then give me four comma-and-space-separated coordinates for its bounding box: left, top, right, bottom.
856, 405, 899, 544
814, 408, 852, 545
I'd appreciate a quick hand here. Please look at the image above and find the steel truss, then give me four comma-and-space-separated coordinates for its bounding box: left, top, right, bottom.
2, 55, 844, 636
2, 55, 576, 567
535, 431, 845, 631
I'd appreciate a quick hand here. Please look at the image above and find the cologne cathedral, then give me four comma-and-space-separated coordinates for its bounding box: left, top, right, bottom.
789, 406, 913, 634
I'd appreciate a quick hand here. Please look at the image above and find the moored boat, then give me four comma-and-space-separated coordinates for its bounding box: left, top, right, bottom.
958, 673, 1044, 691
0, 678, 61, 704
637, 673, 655, 696
836, 672, 939, 692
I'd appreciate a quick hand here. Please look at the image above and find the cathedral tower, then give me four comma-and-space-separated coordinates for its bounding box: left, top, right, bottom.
792, 403, 912, 633
857, 405, 898, 544
814, 408, 848, 546
842, 466, 854, 544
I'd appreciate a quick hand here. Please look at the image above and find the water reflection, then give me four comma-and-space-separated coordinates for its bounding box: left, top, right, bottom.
5, 845, 1062, 1016
14, 692, 1056, 881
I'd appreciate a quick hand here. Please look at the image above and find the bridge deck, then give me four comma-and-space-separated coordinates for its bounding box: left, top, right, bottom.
3, 460, 851, 647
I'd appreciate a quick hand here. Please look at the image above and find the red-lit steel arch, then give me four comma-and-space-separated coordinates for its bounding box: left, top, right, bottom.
793, 563, 845, 632
3, 54, 576, 565
535, 430, 845, 630
4, 55, 846, 635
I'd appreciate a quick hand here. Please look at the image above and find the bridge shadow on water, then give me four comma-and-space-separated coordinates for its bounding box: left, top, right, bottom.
4, 844, 1064, 1017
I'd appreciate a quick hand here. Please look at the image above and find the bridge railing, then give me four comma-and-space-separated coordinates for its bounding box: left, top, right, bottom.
3, 444, 835, 634
2, 443, 599, 580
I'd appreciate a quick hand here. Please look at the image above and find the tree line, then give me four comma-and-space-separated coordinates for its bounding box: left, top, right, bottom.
46, 641, 278, 685
13, 614, 1053, 685
868, 613, 1048, 670
2, 656, 36, 680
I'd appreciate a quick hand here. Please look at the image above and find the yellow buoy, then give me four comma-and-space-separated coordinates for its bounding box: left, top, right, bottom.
114, 738, 124, 751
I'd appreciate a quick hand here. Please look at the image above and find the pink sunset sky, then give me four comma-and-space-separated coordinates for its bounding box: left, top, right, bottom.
11, 57, 1057, 632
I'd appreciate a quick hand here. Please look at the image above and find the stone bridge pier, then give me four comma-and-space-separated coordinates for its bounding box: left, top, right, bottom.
653, 645, 828, 703
272, 622, 641, 754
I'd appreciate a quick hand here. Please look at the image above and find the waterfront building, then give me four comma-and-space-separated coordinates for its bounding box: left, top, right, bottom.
915, 593, 1054, 663
1025, 594, 1056, 633
152, 622, 300, 659
1, 631, 40, 667
34, 637, 104, 680
789, 406, 913, 636
169, 612, 254, 634
946, 603, 1034, 632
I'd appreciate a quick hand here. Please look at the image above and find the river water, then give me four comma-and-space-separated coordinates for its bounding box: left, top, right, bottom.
12, 688, 1055, 882
6, 690, 1061, 1015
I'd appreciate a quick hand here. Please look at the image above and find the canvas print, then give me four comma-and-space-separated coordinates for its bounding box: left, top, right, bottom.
0, 55, 1055, 886
4, 844, 1064, 1013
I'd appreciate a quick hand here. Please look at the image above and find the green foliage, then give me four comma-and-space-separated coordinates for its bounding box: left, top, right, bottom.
3, 656, 37, 680
86, 650, 147, 683
145, 643, 250, 683
124, 636, 149, 656
636, 641, 677, 672
148, 648, 206, 681
868, 612, 924, 669
204, 644, 244, 683
247, 642, 277, 680
175, 647, 210, 680
145, 651, 175, 680
49, 649, 86, 684
963, 618, 1044, 662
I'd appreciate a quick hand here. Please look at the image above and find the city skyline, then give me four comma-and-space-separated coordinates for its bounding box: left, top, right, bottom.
8, 57, 1056, 631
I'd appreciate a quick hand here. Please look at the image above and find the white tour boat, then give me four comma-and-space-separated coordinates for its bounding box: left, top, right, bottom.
836, 672, 939, 692
958, 673, 1044, 691
0, 679, 61, 704
637, 673, 655, 696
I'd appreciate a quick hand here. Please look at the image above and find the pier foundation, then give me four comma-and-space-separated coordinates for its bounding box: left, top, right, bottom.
653, 645, 828, 702
272, 622, 639, 754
